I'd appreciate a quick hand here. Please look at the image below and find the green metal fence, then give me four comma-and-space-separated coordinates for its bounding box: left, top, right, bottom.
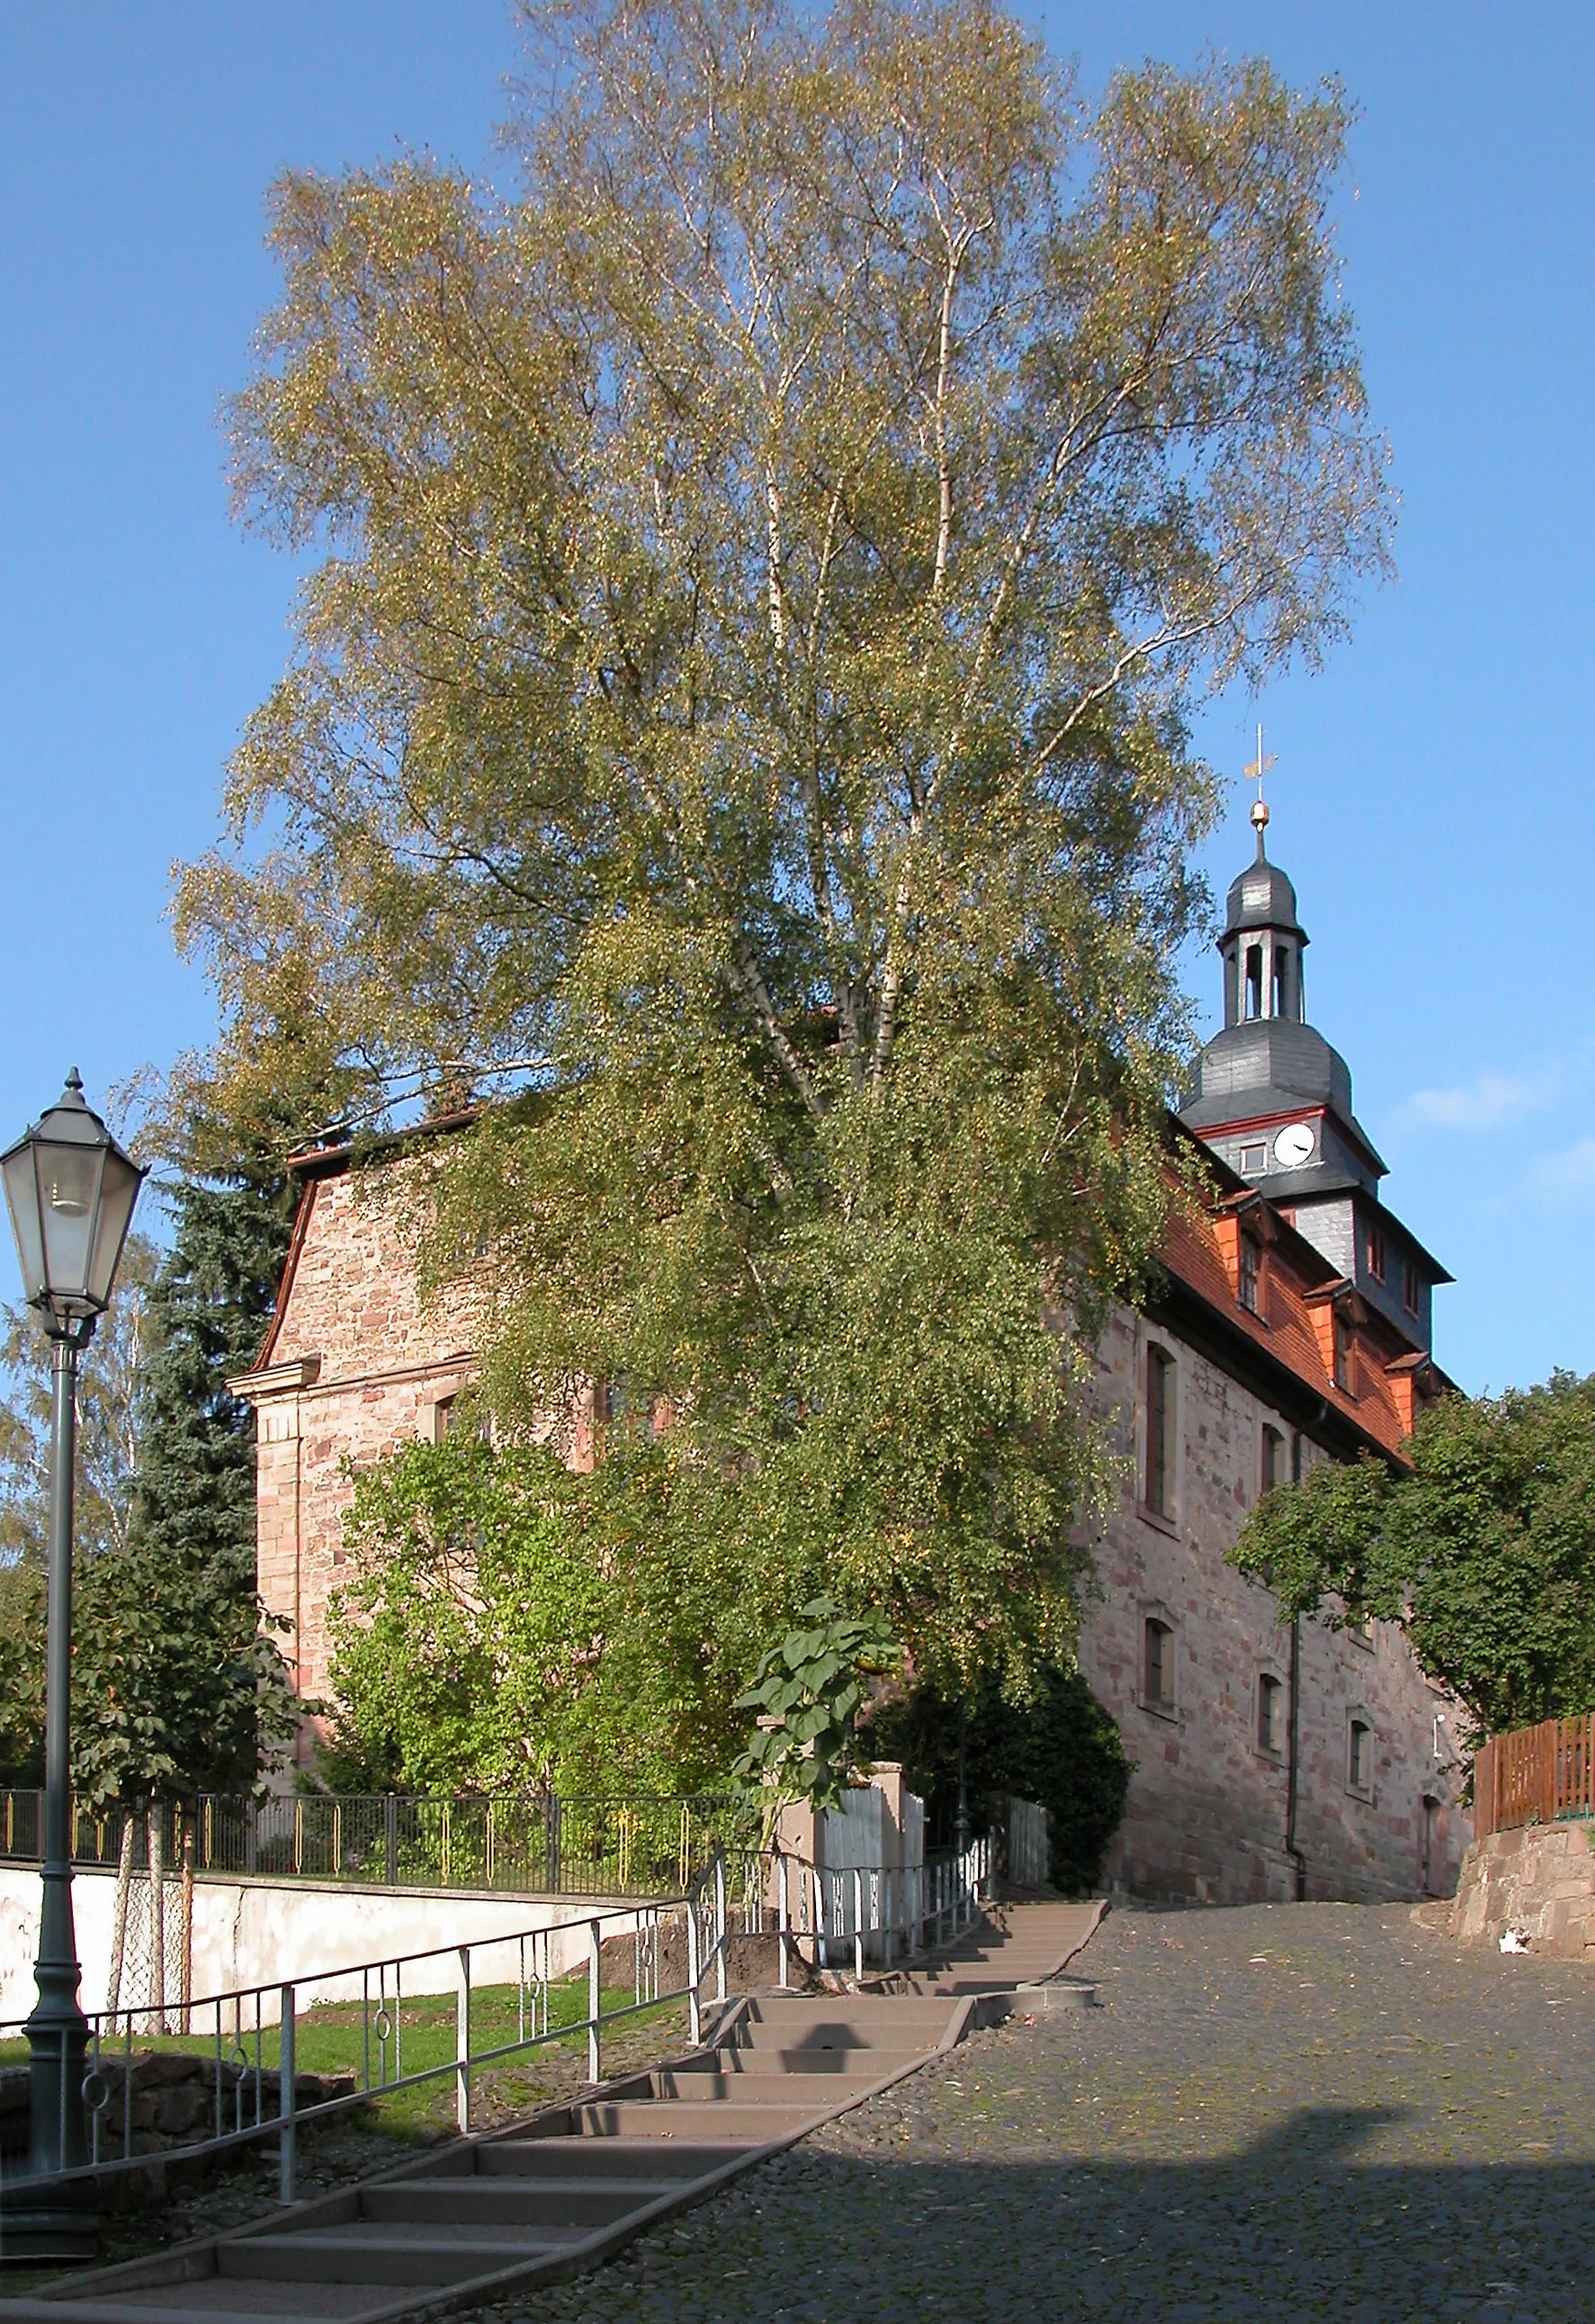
0, 1790, 751, 1899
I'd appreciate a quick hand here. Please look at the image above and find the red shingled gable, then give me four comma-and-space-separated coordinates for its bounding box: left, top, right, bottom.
1159, 1189, 1440, 1463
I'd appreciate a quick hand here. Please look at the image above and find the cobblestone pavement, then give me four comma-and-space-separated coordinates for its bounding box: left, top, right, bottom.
474, 1902, 1595, 2324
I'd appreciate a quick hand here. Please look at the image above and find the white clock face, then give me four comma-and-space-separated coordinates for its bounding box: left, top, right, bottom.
1273, 1122, 1315, 1169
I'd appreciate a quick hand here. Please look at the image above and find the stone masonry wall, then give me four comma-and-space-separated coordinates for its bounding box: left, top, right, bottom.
1076, 1306, 1469, 1906
243, 1163, 482, 1762
1448, 1823, 1595, 1958
243, 1154, 1468, 1898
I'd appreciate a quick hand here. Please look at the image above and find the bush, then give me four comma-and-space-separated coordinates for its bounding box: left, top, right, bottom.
868, 1665, 1132, 1895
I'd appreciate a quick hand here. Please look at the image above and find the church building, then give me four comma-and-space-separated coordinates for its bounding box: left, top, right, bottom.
232, 800, 1469, 1906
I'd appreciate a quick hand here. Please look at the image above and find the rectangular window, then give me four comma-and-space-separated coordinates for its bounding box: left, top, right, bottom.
1262, 1425, 1285, 1492
1332, 1312, 1353, 1394
1349, 1718, 1372, 1792
1367, 1222, 1385, 1282
1239, 1141, 1268, 1175
1238, 1237, 1259, 1315
1402, 1257, 1420, 1314
1144, 1617, 1175, 1709
1258, 1673, 1285, 1755
1145, 1346, 1173, 1517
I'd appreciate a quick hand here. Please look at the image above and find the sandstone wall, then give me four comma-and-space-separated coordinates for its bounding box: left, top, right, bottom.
1447, 1823, 1595, 1958
237, 1162, 483, 1754
1076, 1306, 1469, 1906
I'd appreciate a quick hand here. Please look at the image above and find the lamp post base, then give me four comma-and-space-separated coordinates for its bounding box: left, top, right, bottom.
0, 2180, 99, 2264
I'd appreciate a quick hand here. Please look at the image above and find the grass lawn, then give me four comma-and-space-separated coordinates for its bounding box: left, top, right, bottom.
1, 1964, 687, 2138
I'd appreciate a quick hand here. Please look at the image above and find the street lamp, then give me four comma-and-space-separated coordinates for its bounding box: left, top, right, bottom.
0, 1071, 144, 2250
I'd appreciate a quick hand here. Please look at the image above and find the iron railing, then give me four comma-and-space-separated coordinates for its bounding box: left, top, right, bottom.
0, 1871, 723, 2203
0, 1790, 748, 1898
753, 1835, 994, 1982
0, 1833, 997, 2202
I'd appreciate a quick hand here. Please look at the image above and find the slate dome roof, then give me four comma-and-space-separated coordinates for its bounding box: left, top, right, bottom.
1224, 854, 1304, 939
1179, 1016, 1354, 1132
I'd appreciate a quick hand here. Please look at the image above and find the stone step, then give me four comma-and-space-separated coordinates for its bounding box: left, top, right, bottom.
650, 2064, 891, 2101
741, 1992, 954, 2023
361, 2176, 678, 2228
0, 2300, 383, 2323
576, 2098, 823, 2140
0, 1901, 1106, 2324
220, 2224, 577, 2287
477, 2135, 747, 2180
712, 2046, 928, 2076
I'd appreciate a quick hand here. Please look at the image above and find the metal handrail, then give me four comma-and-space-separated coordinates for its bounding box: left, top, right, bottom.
0, 1877, 726, 2204
756, 1834, 994, 1983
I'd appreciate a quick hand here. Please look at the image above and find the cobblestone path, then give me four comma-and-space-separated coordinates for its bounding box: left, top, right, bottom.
473, 1901, 1595, 2324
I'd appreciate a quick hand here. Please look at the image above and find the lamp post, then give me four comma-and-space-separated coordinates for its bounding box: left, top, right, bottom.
0, 1072, 144, 2249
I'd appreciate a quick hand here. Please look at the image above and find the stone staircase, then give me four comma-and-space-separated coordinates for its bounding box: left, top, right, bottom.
0, 1902, 1100, 2322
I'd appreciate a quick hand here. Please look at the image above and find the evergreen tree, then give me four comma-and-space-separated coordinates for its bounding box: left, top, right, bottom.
135, 1161, 294, 1579
113, 1140, 300, 1802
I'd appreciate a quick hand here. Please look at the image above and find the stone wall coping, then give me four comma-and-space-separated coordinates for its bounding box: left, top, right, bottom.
228, 1354, 321, 1400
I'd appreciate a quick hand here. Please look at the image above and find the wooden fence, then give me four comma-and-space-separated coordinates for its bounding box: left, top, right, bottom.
1473, 1714, 1595, 1838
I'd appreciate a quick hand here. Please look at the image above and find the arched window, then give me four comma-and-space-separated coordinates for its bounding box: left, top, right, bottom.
1245, 944, 1263, 1019
1272, 946, 1289, 1018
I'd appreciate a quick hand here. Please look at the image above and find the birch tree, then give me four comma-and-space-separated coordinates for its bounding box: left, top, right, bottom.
180, 0, 1392, 1695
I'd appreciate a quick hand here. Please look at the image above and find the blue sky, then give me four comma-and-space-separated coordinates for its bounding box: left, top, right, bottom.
0, 3, 1586, 1395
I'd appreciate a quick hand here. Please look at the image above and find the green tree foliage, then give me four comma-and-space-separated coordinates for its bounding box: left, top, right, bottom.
327, 1428, 794, 1795
869, 1667, 1132, 1893
0, 1241, 159, 1790
1228, 1374, 1595, 1745
183, 0, 1391, 1696
731, 1598, 901, 1818
0, 1234, 160, 1566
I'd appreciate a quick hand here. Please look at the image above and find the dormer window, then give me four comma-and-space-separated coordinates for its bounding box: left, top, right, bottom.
1367, 1222, 1385, 1282
1245, 944, 1263, 1020
1238, 1235, 1259, 1315
1332, 1310, 1353, 1394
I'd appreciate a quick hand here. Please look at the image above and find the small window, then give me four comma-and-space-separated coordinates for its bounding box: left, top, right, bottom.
1271, 947, 1288, 1018
1402, 1257, 1420, 1314
1238, 1236, 1259, 1315
1348, 1718, 1372, 1793
1144, 1345, 1173, 1518
1257, 1673, 1285, 1756
1244, 945, 1263, 1020
1144, 1617, 1175, 1709
1349, 1614, 1375, 1651
1332, 1311, 1353, 1394
1367, 1222, 1385, 1282
1261, 1425, 1285, 1492
1239, 1141, 1268, 1176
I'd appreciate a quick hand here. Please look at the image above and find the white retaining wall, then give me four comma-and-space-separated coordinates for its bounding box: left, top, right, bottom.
0, 1867, 656, 2025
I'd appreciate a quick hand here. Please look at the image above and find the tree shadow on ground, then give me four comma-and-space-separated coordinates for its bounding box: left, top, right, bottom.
616, 2105, 1586, 2324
